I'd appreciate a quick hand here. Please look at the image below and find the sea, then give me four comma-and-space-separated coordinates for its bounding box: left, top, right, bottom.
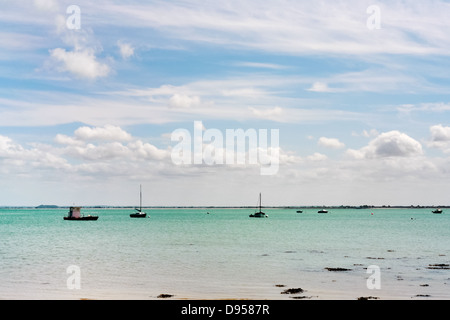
0, 207, 449, 300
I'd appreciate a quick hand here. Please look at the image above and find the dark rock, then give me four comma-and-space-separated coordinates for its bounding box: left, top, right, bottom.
427, 264, 450, 270
308, 250, 325, 254
325, 267, 352, 272
357, 296, 379, 300
281, 288, 304, 294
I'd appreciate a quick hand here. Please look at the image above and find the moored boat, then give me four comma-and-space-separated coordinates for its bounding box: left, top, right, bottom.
249, 193, 268, 218
64, 207, 98, 220
130, 211, 146, 218
130, 184, 148, 218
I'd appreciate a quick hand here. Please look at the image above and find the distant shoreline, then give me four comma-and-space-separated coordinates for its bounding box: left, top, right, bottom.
2, 205, 449, 209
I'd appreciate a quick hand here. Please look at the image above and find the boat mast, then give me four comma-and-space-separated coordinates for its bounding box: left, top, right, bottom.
259, 192, 262, 212
140, 184, 142, 212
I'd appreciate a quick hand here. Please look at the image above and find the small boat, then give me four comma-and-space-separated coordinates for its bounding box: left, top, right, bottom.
64, 207, 98, 220
296, 210, 303, 213
432, 208, 443, 214
249, 193, 268, 218
318, 209, 328, 213
130, 211, 146, 218
130, 184, 147, 218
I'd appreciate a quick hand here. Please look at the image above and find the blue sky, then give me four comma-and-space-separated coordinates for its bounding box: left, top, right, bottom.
1, 0, 450, 206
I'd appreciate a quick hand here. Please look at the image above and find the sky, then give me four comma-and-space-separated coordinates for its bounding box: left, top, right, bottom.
1, 0, 450, 207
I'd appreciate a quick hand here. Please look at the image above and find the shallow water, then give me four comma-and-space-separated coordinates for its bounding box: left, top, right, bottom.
0, 207, 449, 299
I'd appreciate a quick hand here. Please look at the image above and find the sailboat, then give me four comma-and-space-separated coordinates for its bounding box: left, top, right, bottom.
130, 185, 147, 218
249, 193, 268, 218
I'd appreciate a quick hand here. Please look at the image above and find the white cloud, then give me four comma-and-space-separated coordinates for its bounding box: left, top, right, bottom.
128, 140, 168, 160
397, 102, 450, 114
1, 128, 171, 185
0, 135, 24, 157
234, 62, 287, 69
168, 94, 202, 109
362, 129, 379, 138
429, 124, 450, 142
249, 106, 283, 119
33, 0, 58, 12
351, 129, 379, 138
67, 142, 130, 161
49, 48, 110, 79
122, 85, 180, 98
318, 137, 345, 149
54, 134, 85, 146
307, 82, 332, 93
307, 152, 328, 161
74, 125, 132, 142
309, 68, 423, 94
65, 141, 169, 164
428, 124, 450, 153
6, 1, 450, 66
0, 135, 69, 170
88, 0, 450, 56
0, 32, 45, 52
117, 41, 135, 60
347, 131, 423, 159
222, 88, 268, 98
56, 125, 170, 163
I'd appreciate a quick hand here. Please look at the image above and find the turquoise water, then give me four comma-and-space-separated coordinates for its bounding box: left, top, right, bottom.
0, 207, 449, 299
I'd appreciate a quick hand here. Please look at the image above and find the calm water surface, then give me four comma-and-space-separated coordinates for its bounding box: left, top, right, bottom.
1, 207, 449, 299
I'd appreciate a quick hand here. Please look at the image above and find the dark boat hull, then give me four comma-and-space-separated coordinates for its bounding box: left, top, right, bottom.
130, 213, 147, 218
249, 212, 268, 218
64, 216, 98, 220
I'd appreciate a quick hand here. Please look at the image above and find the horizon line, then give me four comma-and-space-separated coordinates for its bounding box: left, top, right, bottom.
3, 204, 449, 209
